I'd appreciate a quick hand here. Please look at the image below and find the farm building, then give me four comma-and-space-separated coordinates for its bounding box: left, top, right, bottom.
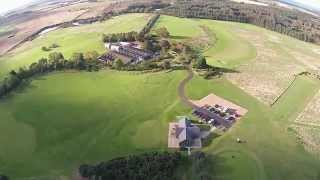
104, 42, 154, 64
168, 116, 202, 149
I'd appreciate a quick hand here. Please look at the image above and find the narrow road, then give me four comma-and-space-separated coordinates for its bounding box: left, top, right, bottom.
178, 66, 198, 109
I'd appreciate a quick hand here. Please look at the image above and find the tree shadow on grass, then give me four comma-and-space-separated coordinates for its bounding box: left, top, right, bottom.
202, 66, 240, 80
0, 75, 49, 101
171, 35, 189, 40
202, 132, 221, 147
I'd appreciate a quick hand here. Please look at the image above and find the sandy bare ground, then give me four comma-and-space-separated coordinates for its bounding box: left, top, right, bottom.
226, 27, 314, 105
191, 93, 248, 117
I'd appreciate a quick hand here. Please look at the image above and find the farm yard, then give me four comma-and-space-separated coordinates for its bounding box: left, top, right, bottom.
1, 12, 320, 180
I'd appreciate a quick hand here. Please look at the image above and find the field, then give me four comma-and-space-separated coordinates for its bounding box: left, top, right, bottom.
155, 15, 320, 105
1, 13, 320, 180
186, 75, 320, 180
293, 90, 320, 156
0, 13, 150, 78
0, 70, 189, 179
0, 0, 117, 56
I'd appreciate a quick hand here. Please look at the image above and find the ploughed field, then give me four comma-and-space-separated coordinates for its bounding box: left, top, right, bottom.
1, 13, 320, 180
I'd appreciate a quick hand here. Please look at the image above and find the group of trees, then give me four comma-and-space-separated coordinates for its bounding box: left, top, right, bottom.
140, 14, 160, 36
0, 51, 102, 98
161, 0, 320, 44
125, 1, 171, 13
102, 31, 140, 43
78, 151, 183, 180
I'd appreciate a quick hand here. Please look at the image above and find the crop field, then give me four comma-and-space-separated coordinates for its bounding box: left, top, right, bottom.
0, 70, 189, 179
0, 13, 150, 78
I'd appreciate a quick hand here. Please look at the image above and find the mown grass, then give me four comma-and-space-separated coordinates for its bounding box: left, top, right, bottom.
153, 15, 257, 68
0, 13, 150, 78
0, 70, 189, 179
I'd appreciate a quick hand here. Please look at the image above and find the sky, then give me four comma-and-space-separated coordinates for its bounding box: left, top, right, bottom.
0, 0, 36, 14
289, 0, 320, 10
1, 0, 320, 15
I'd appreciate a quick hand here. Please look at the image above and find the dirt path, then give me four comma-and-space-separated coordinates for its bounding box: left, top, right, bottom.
178, 66, 198, 109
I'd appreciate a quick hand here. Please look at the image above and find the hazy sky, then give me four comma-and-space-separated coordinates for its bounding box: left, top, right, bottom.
1, 0, 320, 15
291, 0, 320, 10
0, 0, 36, 14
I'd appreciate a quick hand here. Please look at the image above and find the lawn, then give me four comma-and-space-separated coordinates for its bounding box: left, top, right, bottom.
0, 70, 189, 179
153, 15, 257, 68
185, 75, 320, 180
0, 13, 150, 78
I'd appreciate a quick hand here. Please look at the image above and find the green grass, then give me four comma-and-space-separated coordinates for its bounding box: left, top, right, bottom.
0, 13, 150, 78
153, 16, 204, 39
154, 16, 257, 68
185, 75, 320, 180
0, 70, 189, 179
272, 75, 320, 121
1, 13, 320, 180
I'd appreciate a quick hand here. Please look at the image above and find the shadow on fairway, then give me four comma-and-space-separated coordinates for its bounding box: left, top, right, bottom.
171, 35, 189, 40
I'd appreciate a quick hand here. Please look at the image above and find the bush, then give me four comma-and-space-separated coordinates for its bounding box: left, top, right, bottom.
41, 46, 50, 51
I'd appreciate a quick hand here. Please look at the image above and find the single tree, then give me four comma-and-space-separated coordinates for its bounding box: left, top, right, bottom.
113, 59, 124, 70
155, 27, 170, 38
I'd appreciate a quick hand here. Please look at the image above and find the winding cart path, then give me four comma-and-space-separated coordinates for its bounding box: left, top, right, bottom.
178, 66, 198, 109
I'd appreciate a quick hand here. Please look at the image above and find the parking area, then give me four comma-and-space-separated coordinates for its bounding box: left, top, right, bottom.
191, 94, 248, 129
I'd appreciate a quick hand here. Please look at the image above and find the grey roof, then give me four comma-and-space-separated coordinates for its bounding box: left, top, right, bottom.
176, 117, 201, 146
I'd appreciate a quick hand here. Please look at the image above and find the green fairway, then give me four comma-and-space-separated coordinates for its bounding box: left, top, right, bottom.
0, 13, 150, 78
154, 15, 257, 68
0, 70, 189, 179
186, 75, 320, 180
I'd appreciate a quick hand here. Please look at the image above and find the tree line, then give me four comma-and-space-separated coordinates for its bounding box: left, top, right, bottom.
124, 1, 171, 13
102, 14, 160, 43
160, 0, 320, 44
0, 51, 102, 99
78, 151, 183, 180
